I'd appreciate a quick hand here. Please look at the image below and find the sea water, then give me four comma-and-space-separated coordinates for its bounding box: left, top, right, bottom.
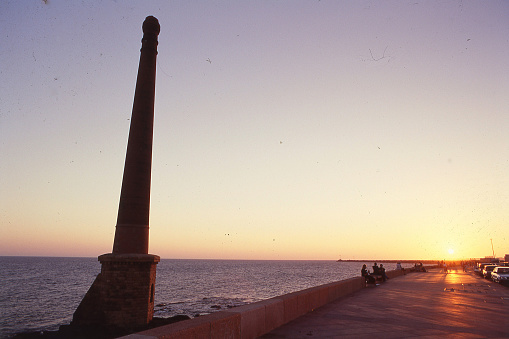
0, 257, 406, 338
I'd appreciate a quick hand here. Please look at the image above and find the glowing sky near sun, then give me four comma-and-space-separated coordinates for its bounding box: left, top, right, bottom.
1, 1, 508, 260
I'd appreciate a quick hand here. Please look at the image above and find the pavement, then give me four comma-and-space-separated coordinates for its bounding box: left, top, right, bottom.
260, 268, 509, 338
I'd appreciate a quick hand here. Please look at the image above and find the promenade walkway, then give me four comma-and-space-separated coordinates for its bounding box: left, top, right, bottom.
261, 269, 509, 338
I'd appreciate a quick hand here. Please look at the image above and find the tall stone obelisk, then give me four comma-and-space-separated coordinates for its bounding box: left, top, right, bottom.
113, 15, 159, 255
72, 16, 160, 330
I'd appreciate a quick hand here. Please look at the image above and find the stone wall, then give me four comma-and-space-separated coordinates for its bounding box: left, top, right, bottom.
123, 269, 407, 339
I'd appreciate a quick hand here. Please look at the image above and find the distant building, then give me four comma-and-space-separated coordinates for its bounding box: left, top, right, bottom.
478, 256, 499, 263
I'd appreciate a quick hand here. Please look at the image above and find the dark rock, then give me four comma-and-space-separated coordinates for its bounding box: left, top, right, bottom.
149, 315, 191, 327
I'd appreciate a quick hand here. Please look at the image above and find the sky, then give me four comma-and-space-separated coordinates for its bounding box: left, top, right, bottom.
1, 1, 508, 261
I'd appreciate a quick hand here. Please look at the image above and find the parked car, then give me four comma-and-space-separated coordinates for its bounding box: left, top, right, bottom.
482, 265, 497, 279
491, 266, 509, 285
477, 263, 491, 276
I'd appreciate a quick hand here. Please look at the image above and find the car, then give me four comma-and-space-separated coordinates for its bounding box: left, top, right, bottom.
477, 263, 492, 276
482, 265, 497, 279
491, 266, 509, 285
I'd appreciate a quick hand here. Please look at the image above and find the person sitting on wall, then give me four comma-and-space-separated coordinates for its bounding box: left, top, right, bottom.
419, 262, 426, 272
380, 264, 389, 281
362, 264, 376, 285
372, 262, 380, 275
414, 262, 426, 272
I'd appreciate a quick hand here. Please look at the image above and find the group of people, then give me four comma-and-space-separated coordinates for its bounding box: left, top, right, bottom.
414, 262, 427, 272
361, 262, 389, 285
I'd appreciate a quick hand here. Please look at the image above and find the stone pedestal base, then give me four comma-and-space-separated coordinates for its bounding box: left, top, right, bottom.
72, 253, 160, 330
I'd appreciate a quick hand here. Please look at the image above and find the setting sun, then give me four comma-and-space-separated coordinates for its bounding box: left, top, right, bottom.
448, 249, 454, 255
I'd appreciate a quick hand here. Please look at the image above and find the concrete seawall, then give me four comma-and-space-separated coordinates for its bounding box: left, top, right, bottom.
123, 268, 408, 339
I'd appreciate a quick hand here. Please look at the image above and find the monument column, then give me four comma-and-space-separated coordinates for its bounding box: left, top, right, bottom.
113, 15, 159, 255
72, 16, 161, 331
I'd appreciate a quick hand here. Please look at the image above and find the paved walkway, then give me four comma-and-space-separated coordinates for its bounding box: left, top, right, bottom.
261, 269, 509, 338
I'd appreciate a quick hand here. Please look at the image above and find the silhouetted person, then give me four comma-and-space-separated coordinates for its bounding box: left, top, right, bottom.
380, 264, 389, 281
373, 262, 380, 275
362, 264, 376, 285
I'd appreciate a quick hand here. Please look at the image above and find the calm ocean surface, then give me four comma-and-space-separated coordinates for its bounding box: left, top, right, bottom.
0, 257, 409, 338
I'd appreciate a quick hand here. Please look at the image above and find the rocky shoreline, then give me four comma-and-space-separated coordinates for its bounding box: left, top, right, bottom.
11, 315, 191, 339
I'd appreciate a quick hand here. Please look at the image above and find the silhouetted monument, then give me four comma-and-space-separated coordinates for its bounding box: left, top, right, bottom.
72, 16, 160, 331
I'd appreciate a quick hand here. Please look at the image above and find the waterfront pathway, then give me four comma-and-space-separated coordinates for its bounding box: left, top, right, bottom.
261, 268, 509, 338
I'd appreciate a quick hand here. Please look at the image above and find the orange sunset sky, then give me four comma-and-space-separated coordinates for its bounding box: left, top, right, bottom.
1, 1, 508, 260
